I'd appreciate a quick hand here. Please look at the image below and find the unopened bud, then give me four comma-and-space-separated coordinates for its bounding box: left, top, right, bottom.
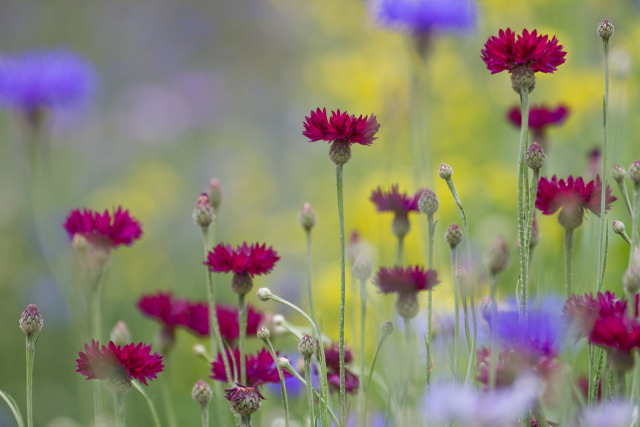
380, 320, 394, 336
277, 357, 291, 371
438, 163, 453, 180
231, 273, 253, 296
629, 160, 640, 186
624, 249, 640, 294
257, 326, 270, 340
256, 288, 273, 302
396, 293, 420, 320
192, 380, 213, 406
207, 178, 223, 210
71, 234, 90, 252
484, 236, 511, 276
328, 141, 351, 165
224, 385, 264, 416
192, 193, 215, 228
193, 344, 208, 360
613, 220, 626, 235
110, 321, 131, 347
298, 335, 317, 359
611, 164, 626, 183
298, 203, 316, 231
525, 142, 546, 170
445, 224, 463, 248
19, 304, 43, 336
352, 254, 373, 281
597, 19, 614, 41
510, 65, 535, 94
418, 189, 439, 216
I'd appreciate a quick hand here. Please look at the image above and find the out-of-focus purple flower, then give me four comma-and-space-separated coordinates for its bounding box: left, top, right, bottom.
423, 374, 542, 426
0, 48, 96, 117
575, 400, 634, 427
372, 0, 477, 36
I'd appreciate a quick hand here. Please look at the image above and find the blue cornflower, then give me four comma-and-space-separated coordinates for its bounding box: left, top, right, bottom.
372, 0, 477, 36
0, 48, 96, 116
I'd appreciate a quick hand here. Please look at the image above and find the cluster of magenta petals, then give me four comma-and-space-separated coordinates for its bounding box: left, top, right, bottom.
303, 108, 380, 146
374, 265, 440, 294
481, 28, 566, 74
507, 105, 569, 131
535, 175, 616, 217
370, 184, 424, 215
75, 340, 163, 386
211, 348, 290, 387
63, 207, 143, 248
205, 242, 280, 277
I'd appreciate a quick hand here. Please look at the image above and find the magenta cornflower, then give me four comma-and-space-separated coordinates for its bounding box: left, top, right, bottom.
224, 385, 265, 416
371, 184, 424, 238
215, 304, 263, 343
211, 348, 290, 387
507, 104, 568, 145
63, 207, 142, 249
535, 175, 616, 230
75, 340, 163, 387
563, 291, 627, 339
137, 292, 192, 333
324, 344, 358, 394
374, 265, 439, 294
205, 242, 279, 296
590, 315, 640, 372
481, 28, 566, 75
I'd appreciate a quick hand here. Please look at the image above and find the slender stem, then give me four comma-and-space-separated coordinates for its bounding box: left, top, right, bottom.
132, 381, 161, 427
633, 186, 640, 248
396, 235, 404, 265
464, 282, 478, 386
489, 275, 498, 390
90, 268, 107, 427
598, 37, 610, 293
590, 347, 605, 406
200, 403, 209, 427
264, 339, 290, 427
409, 55, 429, 186
114, 392, 126, 427
0, 389, 25, 427
241, 415, 251, 427
450, 246, 460, 376
364, 333, 390, 419
517, 89, 531, 322
425, 214, 435, 388
305, 229, 316, 319
159, 368, 177, 427
597, 224, 609, 294
238, 294, 247, 386
616, 181, 633, 217
618, 228, 633, 246
285, 365, 339, 426
25, 335, 36, 427
304, 358, 316, 427
615, 371, 625, 397
564, 229, 574, 297
524, 168, 539, 301
201, 228, 233, 388
358, 277, 367, 427
335, 163, 347, 416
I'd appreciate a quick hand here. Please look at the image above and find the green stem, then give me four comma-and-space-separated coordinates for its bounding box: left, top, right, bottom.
304, 358, 317, 427
426, 214, 435, 388
358, 277, 367, 427
489, 275, 498, 391
241, 414, 251, 427
25, 335, 36, 427
335, 163, 347, 417
0, 389, 24, 427
305, 229, 316, 319
517, 89, 530, 322
524, 168, 539, 300
132, 381, 161, 427
564, 229, 574, 297
409, 55, 429, 186
633, 186, 640, 249
616, 181, 633, 217
450, 246, 460, 377
598, 38, 610, 293
264, 339, 290, 427
464, 280, 478, 386
238, 294, 247, 386
615, 370, 625, 397
364, 333, 390, 420
159, 367, 177, 427
114, 392, 126, 427
90, 268, 107, 427
285, 365, 339, 426
200, 403, 209, 427
201, 228, 233, 388
396, 235, 404, 265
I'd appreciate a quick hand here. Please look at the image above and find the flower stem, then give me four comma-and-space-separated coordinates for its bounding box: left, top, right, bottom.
238, 294, 247, 386
396, 235, 404, 265
114, 392, 126, 427
489, 274, 498, 391
0, 389, 24, 427
305, 229, 316, 319
517, 89, 531, 322
616, 181, 633, 217
450, 246, 460, 377
200, 227, 233, 388
159, 366, 177, 427
264, 338, 290, 427
240, 414, 251, 427
363, 331, 391, 423
25, 335, 37, 427
200, 403, 209, 427
283, 364, 339, 426
132, 381, 161, 427
525, 168, 539, 295
90, 267, 107, 427
597, 36, 611, 293
304, 357, 316, 427
425, 213, 436, 389
358, 277, 367, 427
564, 229, 574, 297
335, 163, 347, 418
633, 185, 640, 249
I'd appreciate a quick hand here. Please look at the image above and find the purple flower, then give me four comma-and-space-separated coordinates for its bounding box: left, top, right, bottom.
372, 0, 477, 36
0, 48, 96, 116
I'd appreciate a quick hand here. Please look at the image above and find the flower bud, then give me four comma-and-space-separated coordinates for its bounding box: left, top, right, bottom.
624, 249, 640, 294
396, 293, 420, 320
232, 272, 253, 296
19, 304, 43, 336
224, 385, 264, 416
207, 178, 223, 211
611, 164, 626, 183
109, 321, 131, 347
445, 224, 463, 248
380, 320, 394, 336
329, 141, 351, 165
597, 19, 614, 41
418, 189, 439, 216
298, 334, 317, 359
351, 254, 373, 281
71, 233, 90, 252
511, 64, 535, 94
193, 344, 208, 361
612, 220, 626, 235
629, 160, 640, 186
484, 236, 511, 276
256, 287, 272, 302
525, 142, 546, 170
192, 380, 213, 406
438, 163, 453, 180
257, 326, 270, 340
298, 203, 316, 231
277, 357, 291, 371
391, 214, 410, 239
192, 193, 215, 228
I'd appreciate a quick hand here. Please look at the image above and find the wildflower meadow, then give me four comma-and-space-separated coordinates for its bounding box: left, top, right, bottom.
3, 0, 640, 426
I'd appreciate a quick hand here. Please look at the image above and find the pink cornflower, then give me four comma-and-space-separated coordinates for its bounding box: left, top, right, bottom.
370, 184, 424, 238
303, 108, 380, 165
481, 29, 566, 75
374, 265, 439, 319
507, 105, 568, 146
224, 384, 265, 416
327, 369, 359, 394
215, 304, 264, 343
324, 344, 359, 394
75, 341, 163, 389
211, 348, 290, 387
535, 175, 616, 231
590, 314, 640, 372
205, 242, 280, 296
63, 207, 142, 249
563, 291, 627, 339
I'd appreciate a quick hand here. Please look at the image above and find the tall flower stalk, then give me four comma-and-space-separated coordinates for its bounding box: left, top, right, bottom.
335, 162, 348, 411
19, 305, 43, 427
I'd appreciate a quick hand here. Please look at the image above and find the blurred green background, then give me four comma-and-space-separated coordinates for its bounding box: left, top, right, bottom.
1, 0, 640, 425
